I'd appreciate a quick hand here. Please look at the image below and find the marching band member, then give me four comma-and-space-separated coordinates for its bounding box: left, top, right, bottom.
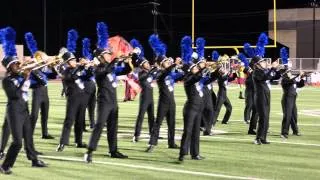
84, 22, 131, 163
179, 36, 208, 162
81, 38, 97, 130
212, 55, 237, 125
0, 27, 46, 175
194, 38, 218, 136
251, 56, 281, 145
57, 29, 88, 151
146, 34, 184, 153
239, 49, 258, 134
25, 32, 57, 140
130, 39, 157, 143
280, 48, 305, 139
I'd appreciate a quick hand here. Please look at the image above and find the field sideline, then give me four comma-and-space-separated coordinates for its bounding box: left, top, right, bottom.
0, 82, 319, 180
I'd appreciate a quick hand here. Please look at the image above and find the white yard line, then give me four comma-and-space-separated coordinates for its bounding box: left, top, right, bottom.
229, 120, 320, 127
202, 136, 320, 147
38, 155, 268, 180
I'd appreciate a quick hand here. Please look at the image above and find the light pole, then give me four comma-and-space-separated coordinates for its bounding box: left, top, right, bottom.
150, 0, 160, 34
43, 0, 47, 52
310, 0, 319, 58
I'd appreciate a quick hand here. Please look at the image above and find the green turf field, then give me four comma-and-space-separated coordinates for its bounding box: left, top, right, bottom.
0, 82, 319, 180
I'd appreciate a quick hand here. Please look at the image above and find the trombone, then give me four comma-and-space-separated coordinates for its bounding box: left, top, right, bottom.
18, 51, 64, 73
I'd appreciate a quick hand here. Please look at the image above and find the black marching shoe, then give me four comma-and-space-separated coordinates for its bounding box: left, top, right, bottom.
145, 145, 155, 153
221, 121, 229, 124
261, 140, 270, 144
280, 134, 288, 139
56, 144, 65, 152
84, 153, 92, 163
248, 130, 257, 135
244, 120, 249, 124
76, 143, 87, 148
293, 132, 302, 136
0, 166, 12, 175
32, 160, 47, 167
34, 150, 43, 155
0, 151, 5, 160
132, 136, 139, 143
42, 134, 55, 139
168, 144, 179, 149
254, 139, 262, 145
191, 155, 205, 160
110, 151, 128, 159
239, 92, 245, 99
203, 132, 214, 136
178, 155, 184, 162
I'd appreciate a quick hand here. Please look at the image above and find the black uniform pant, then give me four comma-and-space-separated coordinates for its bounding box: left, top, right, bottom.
30, 86, 50, 137
88, 102, 118, 153
87, 89, 96, 127
180, 104, 203, 157
134, 97, 154, 137
83, 89, 96, 130
2, 104, 37, 169
61, 81, 66, 97
244, 88, 258, 131
244, 87, 254, 121
0, 117, 10, 152
149, 100, 176, 147
59, 93, 87, 145
255, 95, 270, 141
213, 94, 232, 124
202, 93, 215, 134
281, 95, 299, 135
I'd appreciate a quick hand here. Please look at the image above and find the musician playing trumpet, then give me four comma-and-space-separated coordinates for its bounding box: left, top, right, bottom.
279, 48, 305, 139
212, 55, 237, 125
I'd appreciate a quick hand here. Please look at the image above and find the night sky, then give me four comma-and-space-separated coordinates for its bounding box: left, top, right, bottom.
0, 0, 313, 58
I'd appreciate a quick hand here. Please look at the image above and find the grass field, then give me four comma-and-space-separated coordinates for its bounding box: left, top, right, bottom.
0, 82, 319, 180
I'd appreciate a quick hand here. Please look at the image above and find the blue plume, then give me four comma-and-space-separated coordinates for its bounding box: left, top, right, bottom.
82, 38, 93, 60
212, 51, 219, 62
256, 33, 268, 46
243, 43, 255, 58
238, 53, 249, 68
196, 37, 205, 59
2, 27, 17, 57
148, 34, 166, 57
97, 22, 109, 49
130, 39, 144, 58
24, 32, 38, 56
0, 28, 5, 44
255, 46, 265, 57
67, 29, 78, 53
180, 36, 193, 65
280, 47, 289, 65
255, 33, 269, 57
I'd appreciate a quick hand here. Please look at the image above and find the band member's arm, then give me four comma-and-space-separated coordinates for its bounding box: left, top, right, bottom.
64, 66, 83, 81
31, 70, 47, 86
114, 61, 132, 76
227, 72, 238, 82
42, 66, 58, 80
2, 78, 25, 100
296, 77, 305, 88
254, 68, 277, 82
157, 64, 177, 81
172, 69, 185, 82
80, 66, 95, 81
184, 72, 202, 87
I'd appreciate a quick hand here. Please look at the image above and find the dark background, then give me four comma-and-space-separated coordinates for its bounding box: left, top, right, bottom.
0, 0, 313, 59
